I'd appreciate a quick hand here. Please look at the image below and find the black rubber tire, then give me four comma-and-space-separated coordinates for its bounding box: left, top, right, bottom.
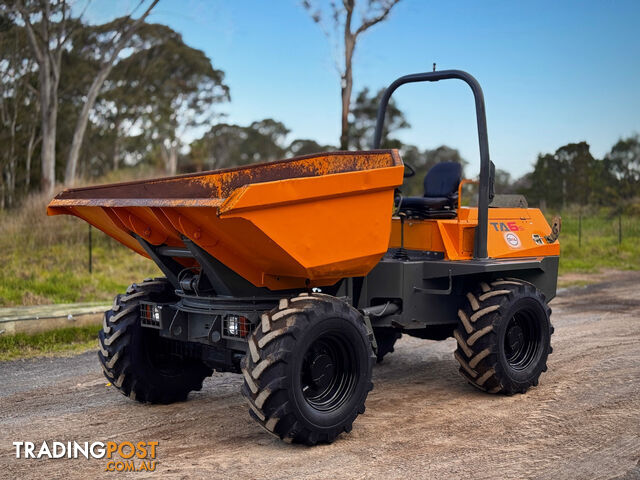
453, 278, 554, 395
373, 327, 402, 363
98, 278, 212, 404
240, 293, 375, 445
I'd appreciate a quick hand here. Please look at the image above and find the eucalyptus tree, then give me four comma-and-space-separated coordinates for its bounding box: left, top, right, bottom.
64, 0, 159, 184
347, 87, 409, 150
190, 119, 289, 172
3, 0, 158, 192
2, 0, 75, 193
607, 135, 640, 201
302, 0, 401, 150
100, 23, 230, 174
0, 15, 40, 207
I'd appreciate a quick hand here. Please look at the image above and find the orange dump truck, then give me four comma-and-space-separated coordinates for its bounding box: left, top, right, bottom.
49, 70, 560, 445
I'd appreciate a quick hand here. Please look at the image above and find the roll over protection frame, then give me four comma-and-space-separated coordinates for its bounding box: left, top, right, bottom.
373, 69, 494, 259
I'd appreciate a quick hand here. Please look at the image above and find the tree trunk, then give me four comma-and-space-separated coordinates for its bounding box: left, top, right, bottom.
64, 68, 111, 184
339, 72, 352, 149
6, 99, 18, 208
113, 137, 121, 171
25, 127, 39, 193
7, 141, 16, 208
39, 64, 57, 195
40, 120, 56, 194
6, 159, 16, 208
340, 30, 355, 150
163, 143, 178, 175
112, 117, 122, 170
18, 1, 60, 196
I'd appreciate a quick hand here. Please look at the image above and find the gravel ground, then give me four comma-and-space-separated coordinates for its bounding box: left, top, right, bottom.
1, 272, 639, 480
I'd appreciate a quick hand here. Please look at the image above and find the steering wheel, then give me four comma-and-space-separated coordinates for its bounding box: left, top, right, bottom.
403, 163, 416, 178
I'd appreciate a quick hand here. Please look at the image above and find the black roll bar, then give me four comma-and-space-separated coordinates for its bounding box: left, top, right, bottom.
373, 69, 493, 259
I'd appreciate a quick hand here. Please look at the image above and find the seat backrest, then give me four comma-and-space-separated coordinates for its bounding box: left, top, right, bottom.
423, 162, 462, 198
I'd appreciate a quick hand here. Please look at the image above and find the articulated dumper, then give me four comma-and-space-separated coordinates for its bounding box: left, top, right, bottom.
48, 70, 560, 445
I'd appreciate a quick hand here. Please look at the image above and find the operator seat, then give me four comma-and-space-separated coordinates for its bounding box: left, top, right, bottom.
398, 162, 462, 219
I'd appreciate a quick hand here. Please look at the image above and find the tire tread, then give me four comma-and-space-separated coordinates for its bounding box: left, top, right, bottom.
453, 278, 553, 395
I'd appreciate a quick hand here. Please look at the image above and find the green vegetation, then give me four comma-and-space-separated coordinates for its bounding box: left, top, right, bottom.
524, 139, 640, 211
553, 211, 640, 275
0, 242, 156, 306
0, 324, 101, 362
0, 190, 158, 307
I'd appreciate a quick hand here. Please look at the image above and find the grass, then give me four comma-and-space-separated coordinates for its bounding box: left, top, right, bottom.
552, 212, 640, 275
0, 240, 158, 305
0, 324, 101, 362
0, 190, 159, 307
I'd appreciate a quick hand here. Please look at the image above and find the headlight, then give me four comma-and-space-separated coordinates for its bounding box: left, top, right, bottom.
225, 315, 250, 338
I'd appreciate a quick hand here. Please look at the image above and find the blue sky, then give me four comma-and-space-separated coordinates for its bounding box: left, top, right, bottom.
85, 0, 640, 178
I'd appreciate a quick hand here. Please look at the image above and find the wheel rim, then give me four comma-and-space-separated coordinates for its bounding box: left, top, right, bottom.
504, 307, 543, 371
143, 332, 189, 377
301, 332, 357, 412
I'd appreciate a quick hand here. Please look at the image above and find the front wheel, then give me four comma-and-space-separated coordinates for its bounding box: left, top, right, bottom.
98, 278, 213, 404
453, 278, 553, 394
241, 293, 375, 445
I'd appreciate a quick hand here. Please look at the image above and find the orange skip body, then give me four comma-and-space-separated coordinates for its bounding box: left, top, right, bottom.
47, 150, 405, 290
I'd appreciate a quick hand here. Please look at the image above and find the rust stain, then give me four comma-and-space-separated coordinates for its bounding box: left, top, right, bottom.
48, 150, 400, 206
188, 151, 397, 199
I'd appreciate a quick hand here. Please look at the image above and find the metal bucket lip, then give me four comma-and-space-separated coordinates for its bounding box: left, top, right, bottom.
49, 149, 402, 204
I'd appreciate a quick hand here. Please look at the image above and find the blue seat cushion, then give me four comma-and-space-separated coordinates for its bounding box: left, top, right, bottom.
423, 162, 462, 198
398, 162, 462, 218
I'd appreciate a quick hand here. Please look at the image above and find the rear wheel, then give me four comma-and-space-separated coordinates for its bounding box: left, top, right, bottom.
241, 293, 375, 445
453, 278, 553, 394
98, 278, 212, 404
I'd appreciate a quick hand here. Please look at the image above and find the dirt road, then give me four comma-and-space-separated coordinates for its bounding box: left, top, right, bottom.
1, 272, 639, 479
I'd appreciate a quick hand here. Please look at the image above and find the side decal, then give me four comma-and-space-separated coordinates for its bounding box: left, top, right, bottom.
504, 232, 521, 248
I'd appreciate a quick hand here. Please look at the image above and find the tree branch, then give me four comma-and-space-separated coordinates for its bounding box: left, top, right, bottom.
14, 1, 44, 64
64, 0, 159, 183
61, 0, 90, 48
355, 0, 400, 37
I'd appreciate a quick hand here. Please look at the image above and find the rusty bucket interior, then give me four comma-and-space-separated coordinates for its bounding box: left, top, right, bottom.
47, 150, 405, 290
